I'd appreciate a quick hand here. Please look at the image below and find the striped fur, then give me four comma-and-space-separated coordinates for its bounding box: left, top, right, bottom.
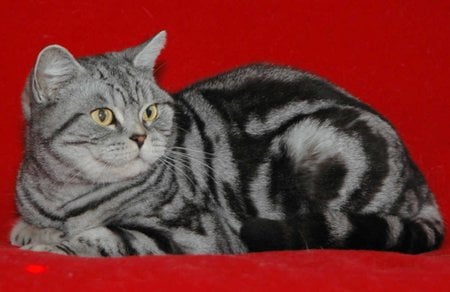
11, 32, 444, 256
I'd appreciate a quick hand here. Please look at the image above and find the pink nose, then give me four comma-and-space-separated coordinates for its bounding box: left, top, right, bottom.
130, 134, 147, 148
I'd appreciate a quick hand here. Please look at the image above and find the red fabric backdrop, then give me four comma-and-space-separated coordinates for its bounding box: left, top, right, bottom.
1, 1, 449, 291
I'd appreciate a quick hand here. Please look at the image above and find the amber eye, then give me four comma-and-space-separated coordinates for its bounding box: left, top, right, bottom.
143, 104, 158, 122
91, 108, 114, 126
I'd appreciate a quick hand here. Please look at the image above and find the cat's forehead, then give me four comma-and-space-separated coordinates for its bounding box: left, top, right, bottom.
80, 54, 145, 83
76, 54, 165, 106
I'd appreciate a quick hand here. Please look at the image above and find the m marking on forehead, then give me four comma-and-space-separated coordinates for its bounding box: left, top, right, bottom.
115, 87, 128, 106
104, 82, 128, 106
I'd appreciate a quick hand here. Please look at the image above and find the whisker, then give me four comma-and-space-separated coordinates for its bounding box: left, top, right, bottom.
166, 151, 222, 187
154, 61, 166, 75
170, 146, 217, 158
169, 150, 217, 173
159, 156, 197, 190
174, 125, 191, 136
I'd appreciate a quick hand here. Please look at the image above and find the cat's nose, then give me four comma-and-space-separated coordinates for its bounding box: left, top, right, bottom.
130, 134, 147, 148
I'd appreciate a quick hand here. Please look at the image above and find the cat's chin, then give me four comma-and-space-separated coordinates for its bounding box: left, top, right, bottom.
67, 144, 166, 183
83, 158, 151, 183
64, 150, 151, 183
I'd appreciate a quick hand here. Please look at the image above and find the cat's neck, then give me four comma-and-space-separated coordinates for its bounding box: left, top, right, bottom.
18, 152, 172, 212
18, 156, 98, 210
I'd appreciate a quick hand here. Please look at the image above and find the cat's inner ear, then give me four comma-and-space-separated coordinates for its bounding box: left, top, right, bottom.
126, 31, 167, 73
32, 45, 84, 103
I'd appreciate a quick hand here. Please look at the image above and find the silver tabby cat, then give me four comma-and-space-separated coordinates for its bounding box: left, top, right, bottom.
11, 31, 444, 256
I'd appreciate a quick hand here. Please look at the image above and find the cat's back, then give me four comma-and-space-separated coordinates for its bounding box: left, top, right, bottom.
174, 64, 390, 136
174, 64, 379, 118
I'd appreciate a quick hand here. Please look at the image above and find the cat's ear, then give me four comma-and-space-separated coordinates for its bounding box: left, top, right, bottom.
32, 45, 85, 103
123, 31, 167, 74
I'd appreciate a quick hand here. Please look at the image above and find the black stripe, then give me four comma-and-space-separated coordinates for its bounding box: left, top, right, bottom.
21, 187, 64, 222
124, 67, 136, 77
153, 160, 170, 186
161, 197, 207, 235
115, 87, 128, 105
65, 174, 148, 217
222, 182, 247, 221
62, 140, 95, 146
108, 226, 139, 255
120, 224, 183, 254
177, 99, 219, 202
158, 181, 179, 207
189, 64, 389, 125
269, 150, 347, 214
118, 183, 169, 211
427, 221, 444, 250
105, 82, 123, 106
27, 155, 62, 184
101, 165, 170, 211
59, 185, 103, 209
96, 94, 108, 103
173, 103, 193, 149
344, 127, 389, 210
49, 113, 84, 142
96, 68, 107, 80
179, 91, 273, 218
240, 213, 330, 252
282, 107, 390, 211
44, 145, 84, 181
132, 81, 141, 104
170, 147, 197, 194
64, 165, 164, 218
40, 112, 88, 182
55, 243, 76, 255
98, 246, 109, 257
106, 82, 115, 91
392, 219, 439, 254
345, 214, 388, 250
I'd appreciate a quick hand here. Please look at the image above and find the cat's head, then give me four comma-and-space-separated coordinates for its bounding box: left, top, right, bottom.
22, 31, 175, 183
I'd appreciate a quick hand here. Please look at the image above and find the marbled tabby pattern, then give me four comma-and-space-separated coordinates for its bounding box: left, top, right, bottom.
10, 32, 444, 256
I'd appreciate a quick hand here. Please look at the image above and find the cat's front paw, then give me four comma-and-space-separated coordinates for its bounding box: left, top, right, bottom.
21, 244, 72, 256
10, 220, 65, 247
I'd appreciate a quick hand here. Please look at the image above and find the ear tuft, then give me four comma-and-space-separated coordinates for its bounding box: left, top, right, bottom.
33, 45, 84, 103
126, 31, 167, 73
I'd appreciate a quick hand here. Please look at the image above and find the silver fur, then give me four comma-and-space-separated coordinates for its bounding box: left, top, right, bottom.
11, 31, 444, 256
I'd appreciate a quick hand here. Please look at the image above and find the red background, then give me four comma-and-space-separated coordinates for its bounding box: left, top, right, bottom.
1, 1, 449, 291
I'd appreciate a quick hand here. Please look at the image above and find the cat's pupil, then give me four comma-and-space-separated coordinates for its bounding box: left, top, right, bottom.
98, 109, 106, 122
146, 107, 152, 117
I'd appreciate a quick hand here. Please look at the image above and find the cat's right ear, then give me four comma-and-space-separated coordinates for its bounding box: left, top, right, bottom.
122, 31, 167, 75
31, 45, 85, 104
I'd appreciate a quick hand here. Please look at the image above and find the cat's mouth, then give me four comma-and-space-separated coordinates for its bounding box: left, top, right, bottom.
85, 155, 149, 182
69, 143, 164, 182
93, 149, 140, 167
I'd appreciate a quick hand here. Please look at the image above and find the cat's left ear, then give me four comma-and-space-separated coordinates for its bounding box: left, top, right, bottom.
123, 31, 167, 74
22, 45, 85, 120
32, 45, 85, 103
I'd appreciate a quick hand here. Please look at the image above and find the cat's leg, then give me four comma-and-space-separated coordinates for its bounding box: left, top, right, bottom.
10, 219, 65, 247
21, 225, 182, 257
240, 208, 444, 254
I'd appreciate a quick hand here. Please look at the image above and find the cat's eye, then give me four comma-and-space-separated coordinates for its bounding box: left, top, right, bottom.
91, 108, 115, 126
143, 104, 158, 122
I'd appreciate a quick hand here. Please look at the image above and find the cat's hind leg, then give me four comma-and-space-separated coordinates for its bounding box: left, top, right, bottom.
240, 207, 444, 254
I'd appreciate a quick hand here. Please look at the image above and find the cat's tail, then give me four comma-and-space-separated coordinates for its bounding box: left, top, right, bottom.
240, 205, 444, 254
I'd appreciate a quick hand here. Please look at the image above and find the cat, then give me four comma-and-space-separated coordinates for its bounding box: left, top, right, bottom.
10, 31, 444, 256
